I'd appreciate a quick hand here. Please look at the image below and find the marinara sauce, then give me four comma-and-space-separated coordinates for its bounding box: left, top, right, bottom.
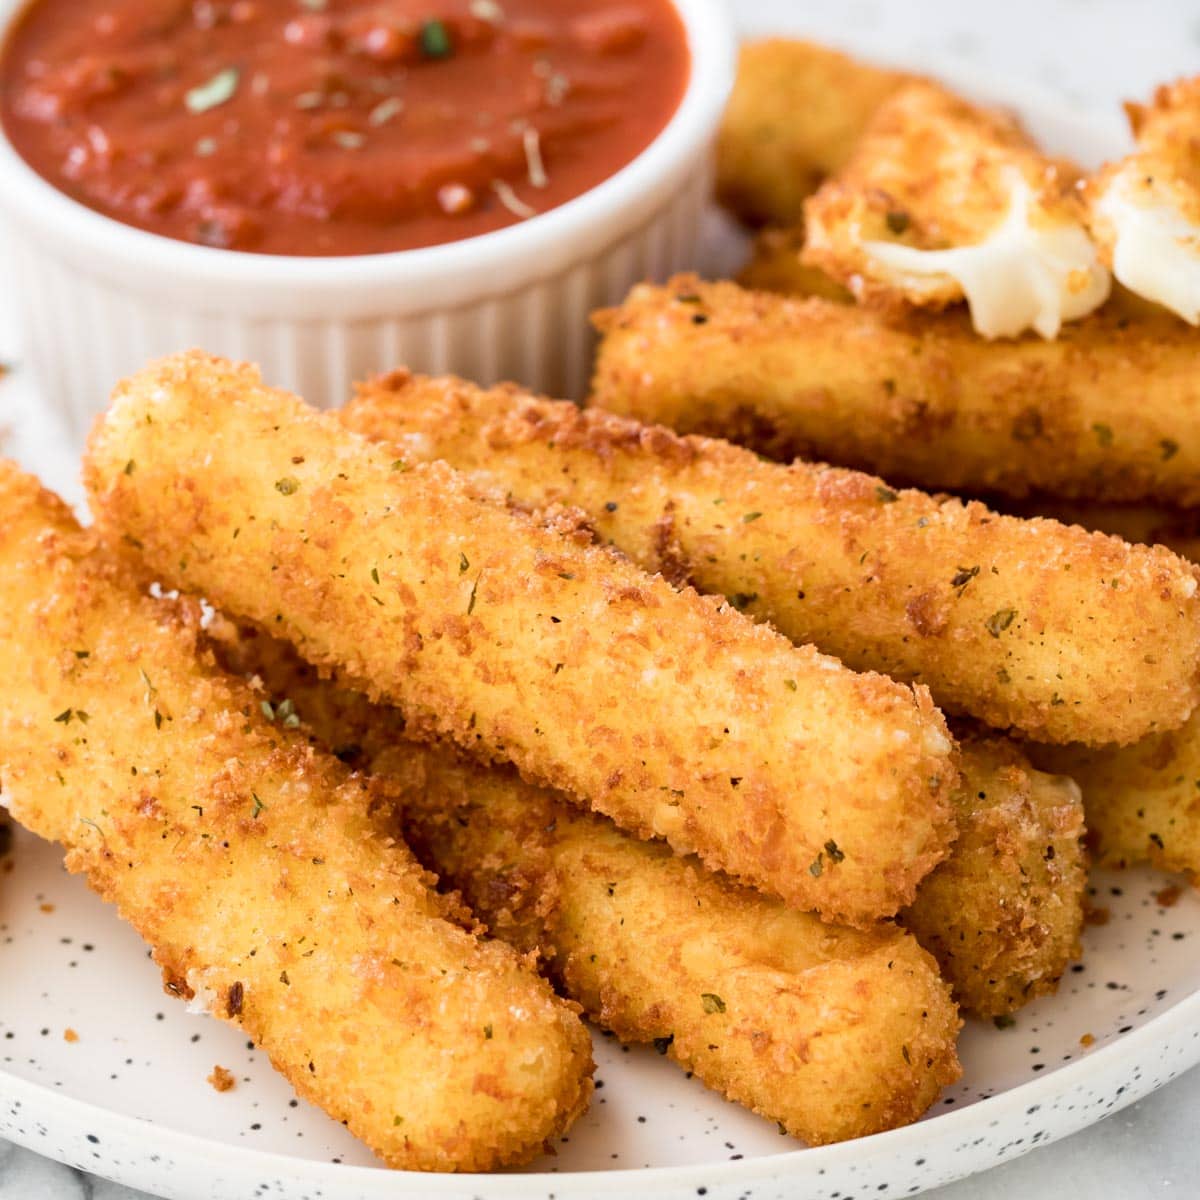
0, 0, 690, 255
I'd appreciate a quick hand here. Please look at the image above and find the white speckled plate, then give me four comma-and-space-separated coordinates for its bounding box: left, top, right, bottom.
5, 57, 1200, 1200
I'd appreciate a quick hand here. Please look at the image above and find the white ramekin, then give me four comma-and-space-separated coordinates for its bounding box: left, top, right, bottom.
0, 0, 733, 440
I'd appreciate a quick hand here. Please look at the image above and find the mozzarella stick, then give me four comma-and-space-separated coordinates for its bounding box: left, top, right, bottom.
85, 352, 957, 925
738, 222, 853, 300
591, 276, 1200, 507
716, 39, 912, 226
1004, 499, 1200, 566
0, 462, 593, 1173
341, 372, 1200, 747
212, 622, 962, 1143
901, 733, 1085, 1017
226, 622, 1083, 1019
1030, 716, 1200, 880
1088, 76, 1200, 324
1005, 499, 1200, 879
803, 80, 1109, 337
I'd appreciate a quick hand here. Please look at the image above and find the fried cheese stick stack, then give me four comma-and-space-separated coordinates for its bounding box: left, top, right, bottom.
1088, 76, 1200, 324
1008, 500, 1200, 879
802, 80, 1110, 338
716, 39, 912, 226
591, 276, 1200, 507
85, 352, 958, 926
0, 462, 593, 1172
230, 624, 1080, 1019
341, 372, 1200, 747
212, 622, 964, 1140
902, 732, 1085, 1017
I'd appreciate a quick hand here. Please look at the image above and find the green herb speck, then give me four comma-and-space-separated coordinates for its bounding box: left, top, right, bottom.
701, 992, 726, 1014
275, 477, 300, 495
419, 18, 453, 58
985, 609, 1017, 638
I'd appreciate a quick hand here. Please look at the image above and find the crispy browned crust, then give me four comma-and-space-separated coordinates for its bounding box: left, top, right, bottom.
1001, 499, 1200, 565
901, 734, 1086, 1017
215, 625, 963, 1146
343, 370, 1200, 747
1012, 496, 1200, 879
802, 80, 1090, 312
84, 352, 959, 926
1030, 715, 1200, 880
1089, 77, 1200, 263
738, 222, 854, 300
0, 461, 593, 1172
590, 275, 1200, 507
716, 39, 912, 226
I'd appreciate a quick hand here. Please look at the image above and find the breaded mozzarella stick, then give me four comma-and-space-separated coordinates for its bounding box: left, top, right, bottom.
1089, 76, 1200, 324
216, 624, 963, 1144
901, 733, 1085, 1017
342, 372, 1200, 747
85, 352, 958, 925
0, 462, 593, 1173
803, 80, 1109, 338
716, 39, 912, 226
225, 624, 1083, 1020
591, 276, 1200, 507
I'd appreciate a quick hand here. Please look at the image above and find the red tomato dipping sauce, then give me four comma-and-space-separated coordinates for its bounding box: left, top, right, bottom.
0, 0, 691, 256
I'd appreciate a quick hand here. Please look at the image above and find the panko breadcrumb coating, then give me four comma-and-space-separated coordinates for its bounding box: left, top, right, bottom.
1012, 499, 1200, 880
1088, 77, 1200, 323
213, 623, 963, 1145
0, 461, 593, 1173
716, 39, 911, 226
738, 222, 853, 300
1030, 716, 1200, 881
902, 734, 1086, 1017
84, 351, 958, 926
590, 275, 1200, 507
802, 80, 1109, 336
343, 371, 1200, 747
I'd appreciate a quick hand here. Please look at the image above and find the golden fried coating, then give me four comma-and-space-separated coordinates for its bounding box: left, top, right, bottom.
902, 734, 1085, 1017
0, 461, 593, 1173
716, 39, 911, 226
738, 222, 853, 300
1030, 717, 1200, 880
1003, 500, 1200, 564
803, 81, 1109, 336
344, 371, 1200, 746
1088, 77, 1200, 323
1005, 497, 1200, 880
591, 275, 1200, 506
84, 352, 958, 926
212, 624, 963, 1145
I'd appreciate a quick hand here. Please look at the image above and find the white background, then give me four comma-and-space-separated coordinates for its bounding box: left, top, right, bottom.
2, 1, 1200, 1197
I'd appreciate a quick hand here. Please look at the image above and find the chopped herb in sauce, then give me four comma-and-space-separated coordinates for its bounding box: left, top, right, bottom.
700, 992, 726, 1014
419, 19, 454, 60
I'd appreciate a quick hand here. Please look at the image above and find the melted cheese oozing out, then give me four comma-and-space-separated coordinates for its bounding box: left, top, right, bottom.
863, 174, 1111, 339
1094, 176, 1200, 324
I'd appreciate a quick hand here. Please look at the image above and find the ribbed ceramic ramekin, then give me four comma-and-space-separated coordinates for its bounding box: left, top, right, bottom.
0, 0, 733, 441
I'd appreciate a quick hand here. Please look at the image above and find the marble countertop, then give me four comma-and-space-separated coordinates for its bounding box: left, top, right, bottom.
3, 1, 1200, 1197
